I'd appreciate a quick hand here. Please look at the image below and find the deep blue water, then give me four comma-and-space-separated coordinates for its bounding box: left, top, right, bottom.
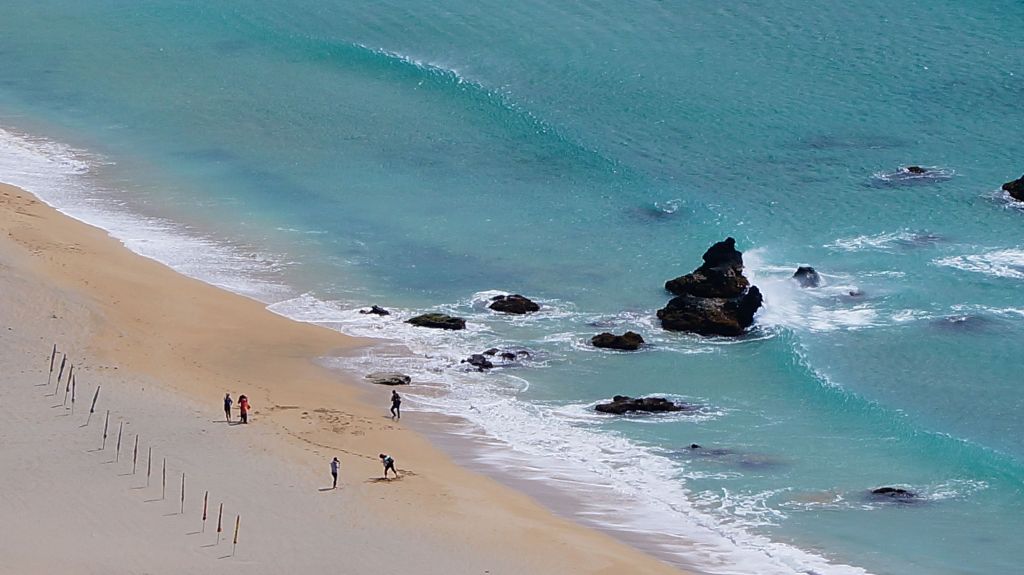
2, 2, 1023, 573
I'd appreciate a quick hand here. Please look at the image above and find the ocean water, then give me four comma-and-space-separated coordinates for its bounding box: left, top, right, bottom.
2, 1, 1023, 573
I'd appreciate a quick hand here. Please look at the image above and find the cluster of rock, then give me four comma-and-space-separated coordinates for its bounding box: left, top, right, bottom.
594, 395, 692, 415
461, 348, 530, 371
1003, 175, 1024, 202
657, 238, 763, 336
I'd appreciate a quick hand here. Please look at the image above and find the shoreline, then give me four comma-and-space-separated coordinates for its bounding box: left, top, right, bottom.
0, 181, 694, 574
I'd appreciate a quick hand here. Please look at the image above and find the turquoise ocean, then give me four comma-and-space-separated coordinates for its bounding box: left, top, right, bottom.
2, 2, 1022, 573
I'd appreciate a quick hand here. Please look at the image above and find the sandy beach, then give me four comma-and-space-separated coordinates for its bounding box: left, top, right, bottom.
0, 181, 692, 575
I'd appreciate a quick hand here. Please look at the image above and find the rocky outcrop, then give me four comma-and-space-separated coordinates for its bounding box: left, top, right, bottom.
488, 294, 540, 314
405, 313, 466, 330
590, 331, 645, 351
1002, 175, 1024, 201
365, 372, 411, 386
658, 238, 763, 336
792, 266, 821, 288
595, 395, 689, 415
905, 166, 927, 174
359, 305, 390, 316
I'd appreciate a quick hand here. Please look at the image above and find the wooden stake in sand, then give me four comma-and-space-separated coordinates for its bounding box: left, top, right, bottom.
53, 353, 66, 395
70, 375, 76, 414
202, 491, 209, 532
147, 447, 153, 487
86, 386, 100, 426
232, 515, 240, 557
101, 410, 110, 450
162, 458, 167, 500
216, 503, 224, 545
115, 421, 124, 462
63, 365, 74, 406
132, 435, 139, 474
46, 344, 56, 387
180, 473, 185, 514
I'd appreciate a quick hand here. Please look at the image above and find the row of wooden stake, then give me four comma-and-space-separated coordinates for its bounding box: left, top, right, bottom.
46, 343, 241, 556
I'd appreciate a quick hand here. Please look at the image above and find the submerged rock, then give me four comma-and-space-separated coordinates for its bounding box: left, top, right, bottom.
405, 313, 467, 330
905, 165, 927, 174
658, 238, 763, 336
365, 372, 411, 386
792, 266, 821, 288
359, 305, 391, 316
590, 331, 645, 351
1002, 174, 1024, 202
488, 294, 540, 314
870, 487, 918, 500
595, 395, 688, 415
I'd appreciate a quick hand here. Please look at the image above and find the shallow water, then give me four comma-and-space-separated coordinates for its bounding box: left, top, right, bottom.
1, 1, 1023, 573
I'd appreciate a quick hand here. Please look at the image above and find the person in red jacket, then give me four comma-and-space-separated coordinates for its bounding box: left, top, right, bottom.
238, 395, 251, 424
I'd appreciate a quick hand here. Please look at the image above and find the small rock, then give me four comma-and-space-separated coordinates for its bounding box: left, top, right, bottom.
461, 354, 494, 371
590, 331, 645, 351
406, 313, 467, 330
871, 487, 917, 499
365, 372, 411, 386
792, 266, 821, 288
359, 305, 391, 316
1002, 174, 1024, 202
489, 294, 540, 314
482, 348, 500, 356
905, 166, 927, 174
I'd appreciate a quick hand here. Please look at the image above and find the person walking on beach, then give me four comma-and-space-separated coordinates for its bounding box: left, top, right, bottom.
330, 457, 340, 489
223, 393, 233, 423
238, 394, 250, 424
390, 390, 402, 420
379, 453, 397, 479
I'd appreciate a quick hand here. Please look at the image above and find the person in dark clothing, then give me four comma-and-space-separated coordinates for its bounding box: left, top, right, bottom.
379, 453, 397, 479
223, 393, 233, 423
390, 390, 401, 420
330, 457, 340, 489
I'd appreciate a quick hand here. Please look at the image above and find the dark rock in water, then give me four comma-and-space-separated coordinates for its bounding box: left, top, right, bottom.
499, 351, 517, 361
659, 238, 763, 336
847, 289, 865, 298
793, 266, 821, 288
365, 372, 411, 386
871, 487, 917, 500
482, 348, 500, 356
595, 395, 688, 415
1002, 174, 1024, 202
688, 443, 702, 450
360, 305, 390, 316
489, 294, 540, 314
590, 331, 645, 351
905, 165, 927, 174
658, 287, 763, 337
406, 313, 466, 330
461, 354, 494, 371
